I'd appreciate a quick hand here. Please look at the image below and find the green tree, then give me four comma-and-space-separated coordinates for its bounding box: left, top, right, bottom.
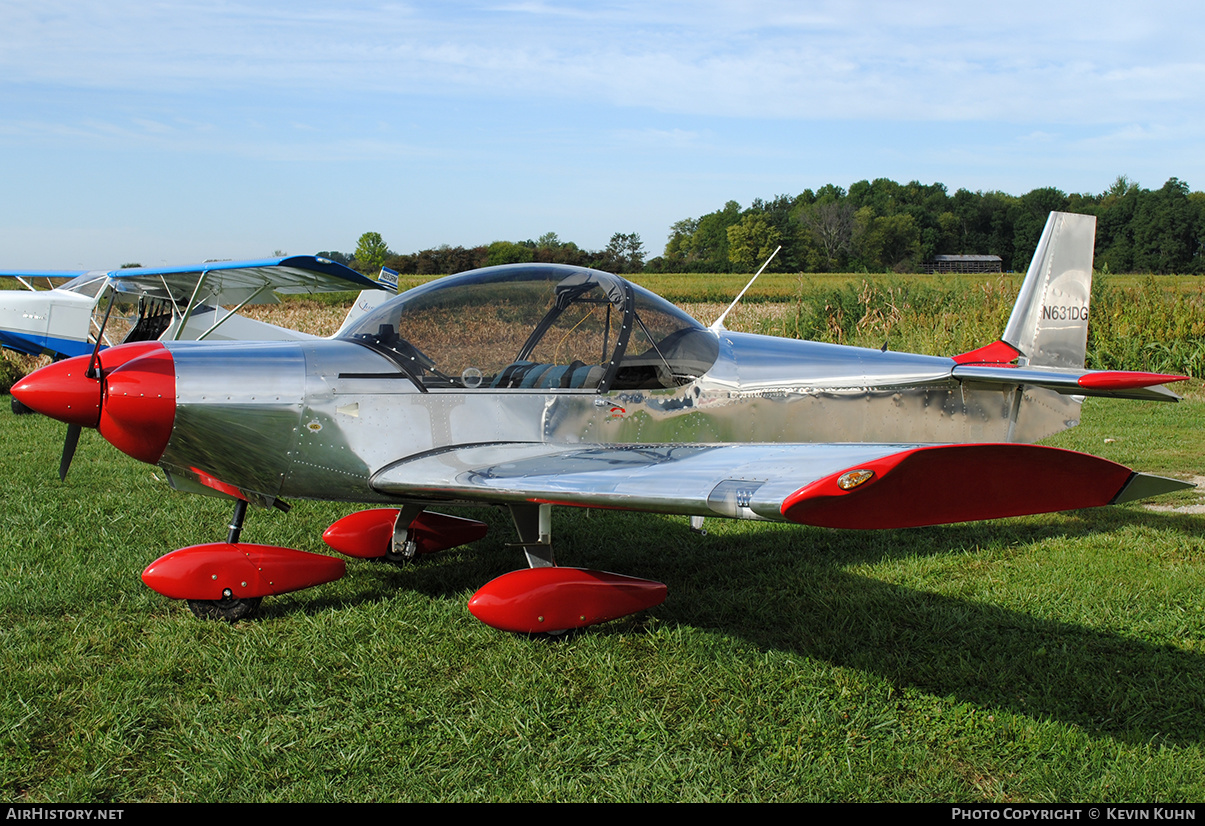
664, 201, 741, 272
1131, 178, 1200, 273
486, 240, 535, 267
602, 232, 646, 273
797, 201, 854, 270
663, 218, 699, 270
726, 214, 782, 271
853, 211, 922, 272
354, 232, 391, 274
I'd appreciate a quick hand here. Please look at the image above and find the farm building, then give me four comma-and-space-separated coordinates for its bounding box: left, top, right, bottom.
928, 254, 1003, 274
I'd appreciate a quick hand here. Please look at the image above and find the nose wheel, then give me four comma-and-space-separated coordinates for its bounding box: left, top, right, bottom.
187, 594, 262, 622
186, 500, 263, 621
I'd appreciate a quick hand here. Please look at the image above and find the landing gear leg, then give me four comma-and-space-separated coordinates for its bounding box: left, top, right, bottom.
384, 504, 426, 564
508, 503, 555, 568
187, 499, 262, 622
226, 499, 248, 544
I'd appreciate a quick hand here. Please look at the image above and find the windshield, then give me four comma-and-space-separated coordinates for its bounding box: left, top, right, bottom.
59, 274, 110, 298
339, 264, 716, 392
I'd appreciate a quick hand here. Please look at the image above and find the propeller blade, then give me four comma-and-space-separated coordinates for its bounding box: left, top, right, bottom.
59, 424, 81, 481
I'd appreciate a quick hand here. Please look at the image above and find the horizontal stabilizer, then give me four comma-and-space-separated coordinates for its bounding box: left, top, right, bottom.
953, 363, 1187, 401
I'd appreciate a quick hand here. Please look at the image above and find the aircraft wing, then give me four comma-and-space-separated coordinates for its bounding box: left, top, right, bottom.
107, 256, 384, 307
371, 441, 1192, 530
0, 270, 90, 281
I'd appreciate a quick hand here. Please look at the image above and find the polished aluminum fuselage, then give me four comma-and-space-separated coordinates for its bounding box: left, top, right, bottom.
157, 331, 1078, 509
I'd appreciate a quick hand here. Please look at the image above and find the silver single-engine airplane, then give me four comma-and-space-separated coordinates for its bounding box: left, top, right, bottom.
0, 255, 388, 362
12, 212, 1194, 632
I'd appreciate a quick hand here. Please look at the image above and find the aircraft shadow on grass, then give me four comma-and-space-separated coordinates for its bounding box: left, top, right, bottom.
302, 505, 1205, 747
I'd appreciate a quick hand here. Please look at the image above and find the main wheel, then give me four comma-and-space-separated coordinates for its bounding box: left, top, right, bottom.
187, 596, 262, 622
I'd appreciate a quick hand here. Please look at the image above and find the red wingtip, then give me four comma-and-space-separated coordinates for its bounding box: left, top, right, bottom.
781, 444, 1134, 529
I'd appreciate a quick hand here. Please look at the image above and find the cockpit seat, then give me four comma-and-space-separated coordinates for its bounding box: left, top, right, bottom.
491, 361, 604, 389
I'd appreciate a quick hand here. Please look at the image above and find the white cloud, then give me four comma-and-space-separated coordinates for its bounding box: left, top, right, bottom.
3, 0, 1202, 123
3, 0, 1205, 265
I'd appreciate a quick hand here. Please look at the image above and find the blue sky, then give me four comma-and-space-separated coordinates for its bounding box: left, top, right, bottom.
2, 0, 1203, 268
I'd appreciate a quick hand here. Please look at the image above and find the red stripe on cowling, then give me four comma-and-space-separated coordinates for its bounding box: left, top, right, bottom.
99, 346, 176, 464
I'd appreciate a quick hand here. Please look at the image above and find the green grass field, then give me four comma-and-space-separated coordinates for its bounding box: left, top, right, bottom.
1, 383, 1202, 802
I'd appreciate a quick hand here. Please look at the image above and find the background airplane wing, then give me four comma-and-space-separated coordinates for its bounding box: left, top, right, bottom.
371, 441, 1191, 530
108, 255, 384, 307
0, 269, 90, 283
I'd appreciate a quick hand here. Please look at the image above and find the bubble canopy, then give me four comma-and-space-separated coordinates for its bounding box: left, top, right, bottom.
339, 264, 719, 392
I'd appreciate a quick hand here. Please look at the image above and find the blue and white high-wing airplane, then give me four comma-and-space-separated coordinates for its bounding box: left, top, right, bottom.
0, 256, 388, 361
11, 214, 1196, 632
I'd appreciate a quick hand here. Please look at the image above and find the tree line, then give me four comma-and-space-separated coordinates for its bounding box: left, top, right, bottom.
659, 176, 1205, 275
323, 231, 648, 279
329, 176, 1205, 277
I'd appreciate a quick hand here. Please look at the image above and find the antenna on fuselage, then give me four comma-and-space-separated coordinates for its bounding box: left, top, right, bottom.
709, 245, 781, 333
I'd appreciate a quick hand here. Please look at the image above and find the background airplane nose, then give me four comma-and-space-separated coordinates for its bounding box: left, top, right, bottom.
11, 356, 101, 427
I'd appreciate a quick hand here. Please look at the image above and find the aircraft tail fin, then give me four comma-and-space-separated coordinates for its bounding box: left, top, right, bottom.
1000, 211, 1097, 369
330, 268, 398, 339
332, 289, 392, 338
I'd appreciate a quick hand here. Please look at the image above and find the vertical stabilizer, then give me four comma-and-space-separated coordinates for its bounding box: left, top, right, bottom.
332, 289, 394, 338
1001, 212, 1096, 369
331, 268, 398, 338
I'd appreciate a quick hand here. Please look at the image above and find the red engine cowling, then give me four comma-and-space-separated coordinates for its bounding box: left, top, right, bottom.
468, 567, 667, 633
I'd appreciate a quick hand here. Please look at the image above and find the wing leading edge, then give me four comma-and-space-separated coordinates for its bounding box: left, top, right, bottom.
371, 442, 1192, 529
